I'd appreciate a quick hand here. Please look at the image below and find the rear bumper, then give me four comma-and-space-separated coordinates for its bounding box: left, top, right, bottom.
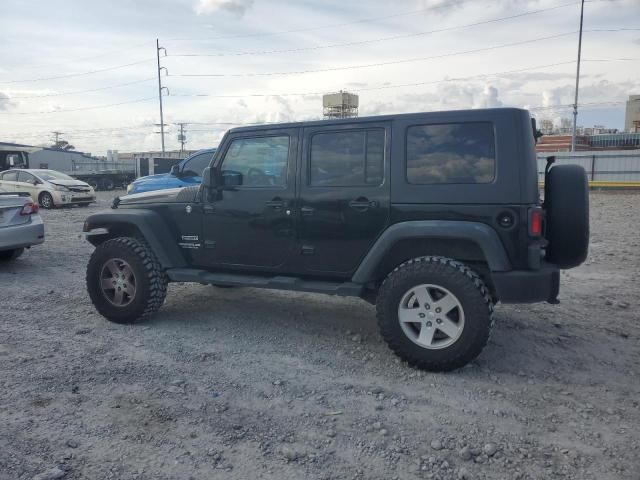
0, 215, 45, 250
493, 263, 560, 303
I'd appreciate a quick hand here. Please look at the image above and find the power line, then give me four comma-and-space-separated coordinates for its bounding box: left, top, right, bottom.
169, 31, 581, 78
0, 59, 155, 85
168, 3, 579, 58
0, 96, 157, 115
168, 29, 640, 79
4, 78, 157, 99
169, 61, 579, 99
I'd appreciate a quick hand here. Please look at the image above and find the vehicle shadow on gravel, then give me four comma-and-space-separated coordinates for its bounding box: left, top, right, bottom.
134, 283, 613, 383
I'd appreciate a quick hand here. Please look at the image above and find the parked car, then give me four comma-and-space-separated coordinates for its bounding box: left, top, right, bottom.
83, 109, 589, 371
127, 148, 216, 194
0, 169, 96, 209
0, 188, 44, 261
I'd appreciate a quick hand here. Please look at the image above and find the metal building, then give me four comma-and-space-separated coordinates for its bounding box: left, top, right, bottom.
323, 91, 359, 119
625, 95, 640, 132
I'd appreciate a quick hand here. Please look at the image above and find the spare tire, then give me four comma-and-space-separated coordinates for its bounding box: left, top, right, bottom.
545, 164, 589, 269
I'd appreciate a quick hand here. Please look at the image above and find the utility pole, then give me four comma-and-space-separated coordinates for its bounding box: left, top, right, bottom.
176, 122, 187, 153
571, 0, 585, 152
156, 38, 168, 154
51, 131, 64, 146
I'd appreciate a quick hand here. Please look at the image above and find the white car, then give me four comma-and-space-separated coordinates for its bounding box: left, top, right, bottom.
0, 169, 96, 209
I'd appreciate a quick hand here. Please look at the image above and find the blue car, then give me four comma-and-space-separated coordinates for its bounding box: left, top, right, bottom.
127, 148, 216, 195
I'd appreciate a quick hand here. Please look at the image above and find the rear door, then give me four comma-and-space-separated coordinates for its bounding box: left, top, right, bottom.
0, 171, 20, 192
297, 122, 391, 276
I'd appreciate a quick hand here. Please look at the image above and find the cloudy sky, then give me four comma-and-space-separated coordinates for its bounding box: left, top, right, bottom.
1, 0, 639, 155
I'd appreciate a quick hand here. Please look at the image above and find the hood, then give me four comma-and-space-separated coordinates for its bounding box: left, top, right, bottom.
49, 179, 91, 188
132, 173, 172, 185
117, 187, 183, 206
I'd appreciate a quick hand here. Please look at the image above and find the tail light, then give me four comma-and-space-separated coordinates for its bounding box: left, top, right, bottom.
20, 202, 39, 216
529, 206, 543, 237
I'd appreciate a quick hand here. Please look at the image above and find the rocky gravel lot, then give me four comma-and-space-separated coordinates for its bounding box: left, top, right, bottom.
1, 191, 639, 480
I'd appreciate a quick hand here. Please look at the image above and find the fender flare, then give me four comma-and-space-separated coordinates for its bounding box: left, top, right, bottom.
352, 220, 511, 283
83, 209, 186, 269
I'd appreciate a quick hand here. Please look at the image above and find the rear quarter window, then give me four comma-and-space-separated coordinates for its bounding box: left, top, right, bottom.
406, 122, 496, 184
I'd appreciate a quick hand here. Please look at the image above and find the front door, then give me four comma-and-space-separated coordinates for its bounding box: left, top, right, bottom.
297, 122, 391, 276
16, 171, 40, 198
196, 128, 298, 271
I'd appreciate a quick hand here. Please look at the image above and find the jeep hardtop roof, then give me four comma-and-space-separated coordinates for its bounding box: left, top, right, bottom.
228, 107, 531, 134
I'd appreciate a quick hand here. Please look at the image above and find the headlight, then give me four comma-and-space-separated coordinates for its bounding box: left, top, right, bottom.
126, 183, 134, 193
53, 185, 69, 192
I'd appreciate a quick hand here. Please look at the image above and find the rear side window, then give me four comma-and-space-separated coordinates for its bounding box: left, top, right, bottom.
406, 122, 496, 184
310, 129, 384, 187
2, 171, 18, 181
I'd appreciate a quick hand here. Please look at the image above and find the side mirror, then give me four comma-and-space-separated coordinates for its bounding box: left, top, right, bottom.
221, 170, 242, 189
170, 164, 180, 176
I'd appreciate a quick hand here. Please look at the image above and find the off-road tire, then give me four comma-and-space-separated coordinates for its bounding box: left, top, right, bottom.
545, 164, 589, 268
86, 237, 167, 324
376, 256, 494, 372
39, 191, 55, 209
0, 248, 24, 261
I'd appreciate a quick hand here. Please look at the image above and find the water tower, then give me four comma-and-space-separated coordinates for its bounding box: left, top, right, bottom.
323, 91, 359, 119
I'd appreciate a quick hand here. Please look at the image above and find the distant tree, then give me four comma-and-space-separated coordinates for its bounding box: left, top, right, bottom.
51, 140, 75, 151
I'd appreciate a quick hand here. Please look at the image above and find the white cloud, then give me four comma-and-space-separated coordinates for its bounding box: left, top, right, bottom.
194, 0, 254, 16
473, 85, 503, 109
0, 91, 17, 111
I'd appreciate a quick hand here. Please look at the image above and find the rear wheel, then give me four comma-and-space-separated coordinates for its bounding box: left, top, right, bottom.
39, 191, 54, 209
99, 178, 115, 191
0, 248, 24, 261
376, 256, 493, 372
86, 237, 167, 323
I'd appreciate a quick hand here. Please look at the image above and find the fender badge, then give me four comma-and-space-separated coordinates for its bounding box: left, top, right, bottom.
185, 205, 192, 213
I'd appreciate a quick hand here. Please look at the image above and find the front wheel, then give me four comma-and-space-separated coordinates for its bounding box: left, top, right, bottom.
376, 256, 493, 372
39, 192, 55, 209
86, 237, 167, 323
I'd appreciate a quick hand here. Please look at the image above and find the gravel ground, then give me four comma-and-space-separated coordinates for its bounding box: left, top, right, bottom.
1, 191, 639, 480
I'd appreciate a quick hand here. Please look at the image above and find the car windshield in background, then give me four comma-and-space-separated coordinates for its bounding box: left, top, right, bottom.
36, 170, 74, 181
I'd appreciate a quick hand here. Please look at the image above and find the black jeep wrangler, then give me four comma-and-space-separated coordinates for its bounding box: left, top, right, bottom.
84, 108, 589, 371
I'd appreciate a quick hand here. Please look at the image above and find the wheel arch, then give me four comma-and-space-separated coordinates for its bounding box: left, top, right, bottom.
83, 209, 187, 269
352, 221, 511, 287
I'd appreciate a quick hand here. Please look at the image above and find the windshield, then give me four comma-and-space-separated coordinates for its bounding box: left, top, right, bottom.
36, 170, 74, 181
182, 151, 214, 177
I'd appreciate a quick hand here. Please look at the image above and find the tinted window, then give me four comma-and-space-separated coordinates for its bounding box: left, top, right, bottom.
2, 171, 18, 181
17, 171, 36, 184
222, 136, 289, 187
182, 151, 214, 177
406, 123, 495, 184
310, 129, 384, 187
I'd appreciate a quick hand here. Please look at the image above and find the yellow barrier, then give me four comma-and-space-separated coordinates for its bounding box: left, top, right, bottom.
539, 181, 640, 189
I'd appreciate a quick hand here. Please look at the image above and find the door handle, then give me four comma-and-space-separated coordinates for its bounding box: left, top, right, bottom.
349, 198, 377, 211
265, 198, 286, 210
300, 206, 315, 216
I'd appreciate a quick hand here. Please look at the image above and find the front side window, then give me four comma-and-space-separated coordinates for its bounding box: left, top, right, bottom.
406, 122, 496, 184
310, 129, 385, 187
221, 136, 289, 187
17, 171, 36, 184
